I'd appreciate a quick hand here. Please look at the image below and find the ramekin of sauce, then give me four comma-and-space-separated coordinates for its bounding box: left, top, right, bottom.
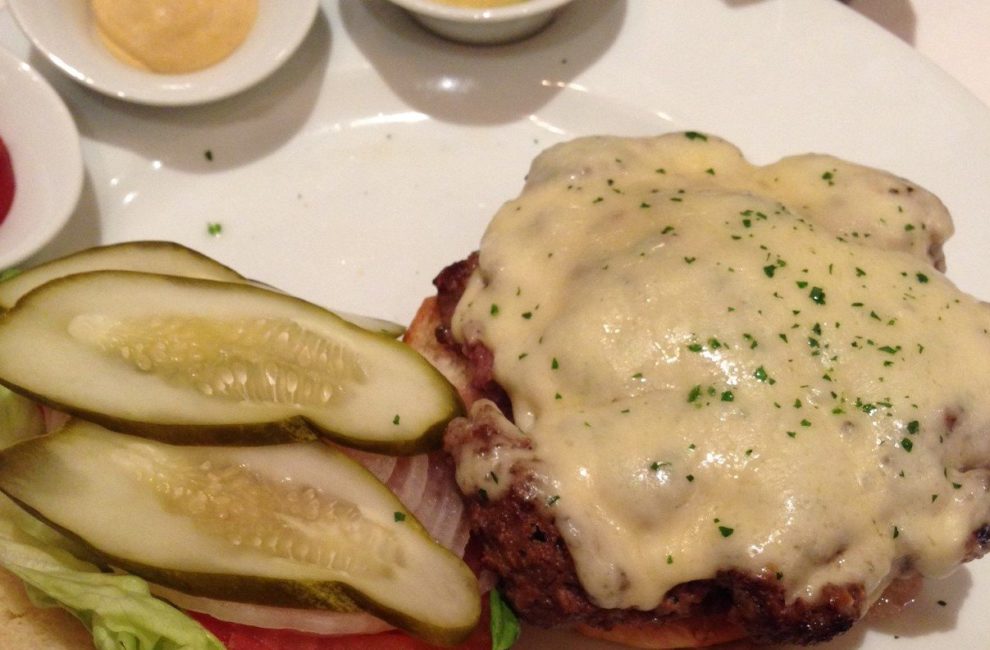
90, 0, 258, 74
387, 0, 576, 44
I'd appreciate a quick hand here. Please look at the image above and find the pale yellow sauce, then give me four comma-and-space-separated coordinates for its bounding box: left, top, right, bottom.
451, 133, 990, 613
430, 0, 524, 8
91, 0, 258, 74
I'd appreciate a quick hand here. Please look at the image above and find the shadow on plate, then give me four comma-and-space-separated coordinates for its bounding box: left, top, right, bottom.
23, 170, 102, 266
843, 0, 917, 45
341, 0, 626, 126
25, 7, 333, 174
866, 566, 971, 639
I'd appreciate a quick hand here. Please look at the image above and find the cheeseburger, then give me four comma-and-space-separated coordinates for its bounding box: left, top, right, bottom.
406, 132, 990, 647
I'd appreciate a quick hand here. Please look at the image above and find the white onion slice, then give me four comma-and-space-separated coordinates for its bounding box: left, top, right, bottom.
388, 453, 431, 513
153, 585, 395, 635
336, 444, 470, 556
40, 405, 71, 433
336, 446, 398, 484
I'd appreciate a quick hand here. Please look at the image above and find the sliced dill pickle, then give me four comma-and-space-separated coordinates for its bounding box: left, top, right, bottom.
0, 240, 242, 309
0, 271, 460, 453
0, 240, 405, 337
0, 420, 481, 645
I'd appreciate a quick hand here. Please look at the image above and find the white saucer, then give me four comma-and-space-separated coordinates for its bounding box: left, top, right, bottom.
0, 46, 82, 270
7, 0, 319, 106
385, 0, 576, 44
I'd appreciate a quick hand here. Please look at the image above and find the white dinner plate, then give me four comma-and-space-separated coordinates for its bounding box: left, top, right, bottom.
2, 1, 990, 648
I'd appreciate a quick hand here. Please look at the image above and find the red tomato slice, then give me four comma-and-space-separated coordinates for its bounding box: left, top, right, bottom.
188, 601, 491, 650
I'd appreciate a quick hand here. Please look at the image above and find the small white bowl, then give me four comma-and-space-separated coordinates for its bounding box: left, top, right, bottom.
7, 0, 320, 106
0, 47, 83, 270
387, 0, 576, 45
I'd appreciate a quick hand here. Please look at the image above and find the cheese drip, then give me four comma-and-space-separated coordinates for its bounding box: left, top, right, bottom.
452, 133, 990, 611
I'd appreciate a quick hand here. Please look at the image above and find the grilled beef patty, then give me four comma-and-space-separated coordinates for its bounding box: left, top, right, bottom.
422, 256, 900, 645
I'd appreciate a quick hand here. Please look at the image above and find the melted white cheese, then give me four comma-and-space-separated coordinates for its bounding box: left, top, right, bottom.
451, 133, 990, 612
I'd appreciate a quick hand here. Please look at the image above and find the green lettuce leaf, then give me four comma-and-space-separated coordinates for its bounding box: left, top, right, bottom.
489, 589, 521, 650
0, 497, 224, 650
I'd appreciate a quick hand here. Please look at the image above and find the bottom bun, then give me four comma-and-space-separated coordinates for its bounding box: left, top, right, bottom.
577, 616, 746, 649
0, 567, 93, 650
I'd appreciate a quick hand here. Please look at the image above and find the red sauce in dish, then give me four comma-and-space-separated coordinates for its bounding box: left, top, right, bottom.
0, 136, 15, 226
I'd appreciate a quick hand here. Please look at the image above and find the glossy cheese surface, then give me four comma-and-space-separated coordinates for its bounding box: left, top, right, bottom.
451, 133, 990, 611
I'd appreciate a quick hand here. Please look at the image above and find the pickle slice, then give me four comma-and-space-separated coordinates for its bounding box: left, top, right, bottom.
0, 240, 242, 309
0, 271, 460, 453
0, 241, 405, 337
0, 420, 481, 645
